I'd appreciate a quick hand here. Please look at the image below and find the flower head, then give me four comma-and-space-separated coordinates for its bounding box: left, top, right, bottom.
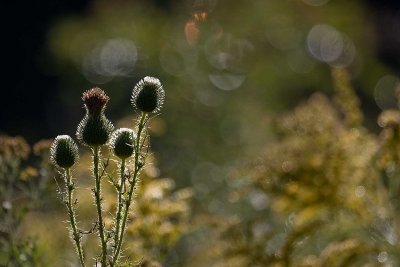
50, 135, 79, 168
82, 87, 110, 115
131, 76, 165, 113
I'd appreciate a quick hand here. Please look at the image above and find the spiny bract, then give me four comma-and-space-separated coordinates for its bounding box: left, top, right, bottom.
77, 115, 114, 147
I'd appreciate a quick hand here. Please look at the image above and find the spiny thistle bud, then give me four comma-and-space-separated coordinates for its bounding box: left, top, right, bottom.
109, 128, 136, 159
76, 88, 114, 147
50, 135, 79, 168
131, 76, 165, 113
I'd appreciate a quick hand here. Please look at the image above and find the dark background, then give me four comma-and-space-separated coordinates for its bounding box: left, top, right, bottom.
1, 1, 91, 142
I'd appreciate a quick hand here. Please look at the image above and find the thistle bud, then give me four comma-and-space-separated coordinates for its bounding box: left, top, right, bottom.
131, 76, 165, 113
50, 135, 79, 168
109, 128, 135, 159
76, 88, 114, 147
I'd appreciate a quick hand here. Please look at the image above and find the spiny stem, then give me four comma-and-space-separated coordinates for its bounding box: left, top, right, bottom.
65, 168, 85, 267
93, 146, 107, 265
113, 158, 126, 252
112, 113, 147, 265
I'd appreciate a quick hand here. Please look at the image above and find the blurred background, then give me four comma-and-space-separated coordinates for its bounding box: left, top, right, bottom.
1, 0, 399, 139
1, 0, 400, 188
1, 0, 400, 266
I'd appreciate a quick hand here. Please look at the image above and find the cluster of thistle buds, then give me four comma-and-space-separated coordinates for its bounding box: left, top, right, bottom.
50, 76, 164, 266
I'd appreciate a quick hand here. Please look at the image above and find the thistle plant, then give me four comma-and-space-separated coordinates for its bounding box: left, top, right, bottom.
76, 88, 114, 265
50, 76, 165, 266
50, 135, 85, 266
113, 76, 164, 266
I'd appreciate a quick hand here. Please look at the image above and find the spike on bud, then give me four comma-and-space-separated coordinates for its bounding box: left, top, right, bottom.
109, 128, 135, 159
82, 87, 110, 115
131, 76, 165, 113
50, 135, 79, 168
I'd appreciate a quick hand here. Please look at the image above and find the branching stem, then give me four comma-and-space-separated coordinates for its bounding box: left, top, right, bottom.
112, 113, 147, 265
65, 168, 85, 267
113, 158, 126, 252
93, 145, 107, 265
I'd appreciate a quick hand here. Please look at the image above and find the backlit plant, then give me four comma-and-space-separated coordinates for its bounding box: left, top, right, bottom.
50, 77, 166, 266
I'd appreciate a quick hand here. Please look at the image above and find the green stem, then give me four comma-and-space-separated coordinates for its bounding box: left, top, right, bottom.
65, 168, 85, 267
113, 158, 126, 252
112, 113, 147, 265
93, 146, 107, 265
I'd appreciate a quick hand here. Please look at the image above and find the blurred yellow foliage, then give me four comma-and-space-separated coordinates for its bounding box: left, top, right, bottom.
196, 68, 400, 266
